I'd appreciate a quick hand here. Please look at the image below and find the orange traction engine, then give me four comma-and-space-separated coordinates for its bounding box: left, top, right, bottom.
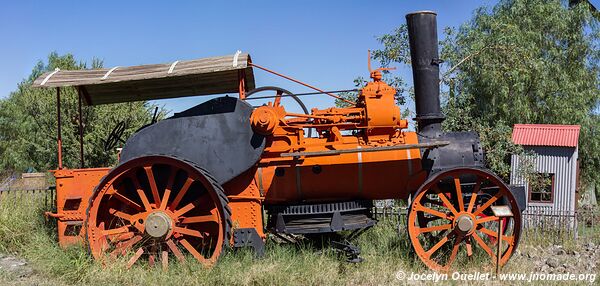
34, 10, 525, 272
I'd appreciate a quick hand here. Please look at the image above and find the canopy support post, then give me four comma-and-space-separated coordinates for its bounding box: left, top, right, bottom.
238, 69, 246, 99
56, 87, 63, 170
77, 87, 85, 168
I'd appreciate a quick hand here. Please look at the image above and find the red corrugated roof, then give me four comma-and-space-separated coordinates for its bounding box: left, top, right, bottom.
512, 124, 580, 147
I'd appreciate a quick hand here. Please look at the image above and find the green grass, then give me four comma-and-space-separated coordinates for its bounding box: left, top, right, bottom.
0, 193, 597, 286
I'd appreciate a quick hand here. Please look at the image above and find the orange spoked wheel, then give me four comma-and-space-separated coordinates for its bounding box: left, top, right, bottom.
408, 167, 521, 272
86, 155, 231, 269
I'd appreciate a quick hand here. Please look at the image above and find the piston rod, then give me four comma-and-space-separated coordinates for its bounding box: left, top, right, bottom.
281, 141, 450, 158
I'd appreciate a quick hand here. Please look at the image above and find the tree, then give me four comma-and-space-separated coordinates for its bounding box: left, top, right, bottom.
350, 0, 600, 184
441, 0, 599, 184
0, 52, 162, 172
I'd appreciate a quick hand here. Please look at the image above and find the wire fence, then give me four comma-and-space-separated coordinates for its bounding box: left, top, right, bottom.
372, 204, 600, 244
0, 187, 56, 212
373, 206, 409, 232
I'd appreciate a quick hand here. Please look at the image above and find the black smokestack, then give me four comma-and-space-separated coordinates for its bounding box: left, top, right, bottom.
406, 11, 445, 135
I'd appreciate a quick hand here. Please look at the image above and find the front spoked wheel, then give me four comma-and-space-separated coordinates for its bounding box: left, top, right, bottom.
408, 167, 521, 272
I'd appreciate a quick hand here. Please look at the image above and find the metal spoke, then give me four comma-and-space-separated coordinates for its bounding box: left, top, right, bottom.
109, 208, 133, 222
478, 227, 515, 245
417, 224, 452, 234
166, 239, 185, 262
170, 177, 194, 210
144, 166, 161, 206
162, 251, 169, 270
160, 168, 176, 210
454, 178, 464, 212
174, 202, 196, 218
132, 176, 153, 212
112, 192, 144, 212
182, 211, 219, 224
102, 225, 130, 236
149, 254, 156, 267
466, 237, 473, 257
473, 193, 501, 216
425, 235, 449, 258
126, 247, 144, 269
467, 192, 478, 213
446, 236, 463, 269
110, 235, 142, 258
472, 232, 496, 261
437, 192, 459, 216
179, 238, 209, 264
110, 232, 135, 243
475, 215, 499, 224
174, 227, 204, 238
160, 189, 171, 210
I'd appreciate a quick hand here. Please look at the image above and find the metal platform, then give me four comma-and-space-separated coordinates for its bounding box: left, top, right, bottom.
266, 200, 376, 234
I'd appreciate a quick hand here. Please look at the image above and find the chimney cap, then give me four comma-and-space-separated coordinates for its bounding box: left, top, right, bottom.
406, 10, 437, 16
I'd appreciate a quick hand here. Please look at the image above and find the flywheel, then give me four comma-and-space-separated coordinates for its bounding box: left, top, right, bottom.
408, 167, 521, 272
86, 155, 232, 269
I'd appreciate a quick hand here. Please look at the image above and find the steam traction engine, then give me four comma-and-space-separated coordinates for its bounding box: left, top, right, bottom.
34, 11, 524, 271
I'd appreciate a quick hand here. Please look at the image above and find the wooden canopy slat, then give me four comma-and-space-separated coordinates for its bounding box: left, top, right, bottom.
32, 53, 255, 105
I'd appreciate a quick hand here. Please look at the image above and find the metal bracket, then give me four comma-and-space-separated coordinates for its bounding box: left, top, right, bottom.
101, 66, 120, 80
331, 240, 364, 263
233, 228, 265, 257
167, 61, 179, 74
41, 68, 60, 85
232, 50, 242, 67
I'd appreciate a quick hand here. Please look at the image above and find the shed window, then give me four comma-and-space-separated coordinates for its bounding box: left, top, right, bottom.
528, 173, 554, 203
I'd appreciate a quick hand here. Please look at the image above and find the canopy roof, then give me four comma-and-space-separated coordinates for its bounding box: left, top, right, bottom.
32, 52, 255, 106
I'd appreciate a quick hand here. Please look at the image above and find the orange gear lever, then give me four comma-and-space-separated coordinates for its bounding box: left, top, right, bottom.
368, 50, 396, 81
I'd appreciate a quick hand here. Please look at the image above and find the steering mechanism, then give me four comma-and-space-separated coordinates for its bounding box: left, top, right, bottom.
103, 121, 126, 151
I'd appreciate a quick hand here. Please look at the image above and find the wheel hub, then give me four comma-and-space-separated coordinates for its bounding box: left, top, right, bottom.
145, 211, 173, 238
455, 214, 474, 234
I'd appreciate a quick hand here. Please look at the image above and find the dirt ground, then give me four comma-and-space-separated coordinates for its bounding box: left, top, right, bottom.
513, 241, 599, 274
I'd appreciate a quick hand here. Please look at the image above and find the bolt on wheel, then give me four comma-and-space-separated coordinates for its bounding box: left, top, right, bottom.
408, 167, 521, 272
86, 156, 231, 269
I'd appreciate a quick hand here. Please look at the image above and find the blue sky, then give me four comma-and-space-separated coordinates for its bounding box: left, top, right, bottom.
2, 1, 502, 114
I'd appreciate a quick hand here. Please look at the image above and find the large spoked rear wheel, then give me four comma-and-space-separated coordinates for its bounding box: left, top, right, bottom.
408, 167, 521, 272
86, 155, 231, 269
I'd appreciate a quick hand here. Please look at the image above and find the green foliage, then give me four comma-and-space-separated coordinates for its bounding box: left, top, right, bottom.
360, 0, 600, 183
0, 52, 162, 172
441, 0, 599, 183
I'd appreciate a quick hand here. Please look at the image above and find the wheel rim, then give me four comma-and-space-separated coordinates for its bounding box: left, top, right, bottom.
87, 156, 226, 269
408, 168, 521, 272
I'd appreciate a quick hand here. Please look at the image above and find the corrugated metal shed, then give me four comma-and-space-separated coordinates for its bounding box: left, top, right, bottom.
512, 124, 580, 147
510, 147, 578, 217
31, 52, 255, 106
510, 124, 580, 232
